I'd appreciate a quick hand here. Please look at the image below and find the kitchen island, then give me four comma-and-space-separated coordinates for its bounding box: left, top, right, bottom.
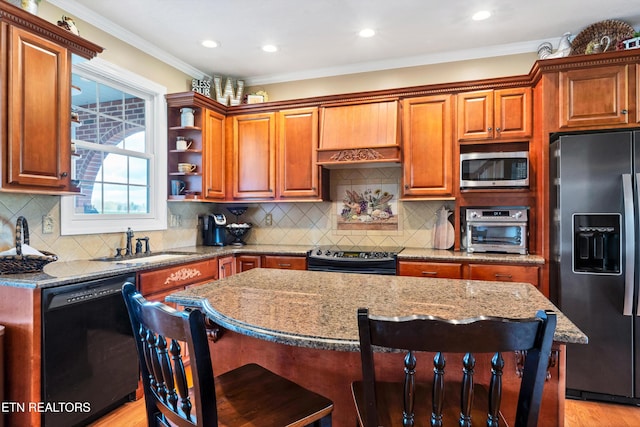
167, 268, 586, 427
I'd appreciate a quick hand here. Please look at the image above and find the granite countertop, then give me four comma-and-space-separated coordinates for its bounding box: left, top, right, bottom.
166, 268, 587, 351
0, 244, 544, 288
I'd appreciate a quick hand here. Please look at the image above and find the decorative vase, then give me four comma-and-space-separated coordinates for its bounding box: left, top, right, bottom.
9, 0, 38, 15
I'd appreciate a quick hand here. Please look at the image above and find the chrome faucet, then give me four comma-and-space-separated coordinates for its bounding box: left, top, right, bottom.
125, 227, 134, 256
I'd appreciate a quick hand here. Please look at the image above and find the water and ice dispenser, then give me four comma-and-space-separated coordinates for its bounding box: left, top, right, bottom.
573, 214, 621, 274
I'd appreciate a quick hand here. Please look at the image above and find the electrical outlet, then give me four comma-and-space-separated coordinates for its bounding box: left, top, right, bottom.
42, 215, 54, 234
265, 213, 272, 226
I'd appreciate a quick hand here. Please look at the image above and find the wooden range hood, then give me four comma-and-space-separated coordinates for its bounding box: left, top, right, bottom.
317, 98, 401, 168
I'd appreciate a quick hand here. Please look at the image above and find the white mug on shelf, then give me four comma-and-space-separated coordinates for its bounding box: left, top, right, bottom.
178, 163, 197, 173
176, 137, 192, 151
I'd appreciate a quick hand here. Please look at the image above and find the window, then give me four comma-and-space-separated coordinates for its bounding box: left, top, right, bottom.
61, 58, 167, 235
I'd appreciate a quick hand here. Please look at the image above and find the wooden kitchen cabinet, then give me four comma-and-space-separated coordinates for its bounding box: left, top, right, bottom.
138, 258, 218, 305
457, 88, 531, 141
318, 100, 401, 165
0, 8, 102, 194
468, 263, 539, 288
263, 255, 307, 270
398, 260, 463, 279
218, 255, 236, 278
203, 108, 226, 200
166, 92, 226, 201
236, 254, 262, 272
230, 113, 277, 199
559, 64, 630, 129
277, 107, 325, 199
401, 95, 454, 198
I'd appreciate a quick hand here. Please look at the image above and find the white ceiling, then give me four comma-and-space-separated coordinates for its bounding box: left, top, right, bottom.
49, 0, 640, 85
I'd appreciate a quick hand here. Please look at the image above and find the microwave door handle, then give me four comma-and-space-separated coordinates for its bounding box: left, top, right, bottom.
622, 174, 634, 316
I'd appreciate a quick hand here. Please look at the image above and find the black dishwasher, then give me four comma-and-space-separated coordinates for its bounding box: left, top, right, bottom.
41, 274, 138, 427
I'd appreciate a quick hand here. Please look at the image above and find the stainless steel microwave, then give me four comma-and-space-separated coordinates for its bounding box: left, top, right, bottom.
460, 151, 529, 188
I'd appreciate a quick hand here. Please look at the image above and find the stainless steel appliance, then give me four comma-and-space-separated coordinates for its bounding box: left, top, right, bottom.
41, 274, 138, 426
307, 246, 403, 275
202, 213, 228, 246
460, 151, 529, 188
550, 130, 640, 404
465, 208, 528, 254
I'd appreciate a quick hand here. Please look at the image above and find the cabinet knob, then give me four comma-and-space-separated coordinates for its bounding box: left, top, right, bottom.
496, 127, 501, 132
622, 109, 628, 115
487, 127, 493, 131
404, 184, 409, 189
60, 172, 68, 177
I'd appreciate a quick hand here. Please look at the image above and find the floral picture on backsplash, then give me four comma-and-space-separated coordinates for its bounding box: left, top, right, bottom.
337, 184, 398, 230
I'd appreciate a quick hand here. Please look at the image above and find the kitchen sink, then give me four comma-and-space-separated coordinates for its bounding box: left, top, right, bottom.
93, 251, 195, 264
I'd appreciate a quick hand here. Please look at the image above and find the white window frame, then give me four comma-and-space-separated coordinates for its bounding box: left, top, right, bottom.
61, 57, 168, 235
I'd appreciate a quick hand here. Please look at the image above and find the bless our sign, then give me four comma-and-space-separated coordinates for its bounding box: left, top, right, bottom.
192, 77, 244, 106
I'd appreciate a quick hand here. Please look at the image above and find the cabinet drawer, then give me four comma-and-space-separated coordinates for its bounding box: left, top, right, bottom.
262, 255, 307, 270
468, 264, 539, 287
398, 261, 463, 279
138, 258, 218, 296
236, 254, 262, 272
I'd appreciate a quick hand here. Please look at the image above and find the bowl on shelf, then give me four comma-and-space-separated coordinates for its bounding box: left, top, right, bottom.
226, 223, 252, 246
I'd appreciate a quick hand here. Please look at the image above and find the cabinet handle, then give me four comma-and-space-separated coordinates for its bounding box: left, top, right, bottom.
60, 172, 68, 177
622, 109, 628, 115
278, 263, 292, 268
494, 273, 513, 279
421, 271, 438, 276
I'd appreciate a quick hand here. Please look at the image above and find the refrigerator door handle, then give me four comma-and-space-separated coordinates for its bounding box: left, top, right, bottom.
622, 174, 634, 316
636, 174, 640, 317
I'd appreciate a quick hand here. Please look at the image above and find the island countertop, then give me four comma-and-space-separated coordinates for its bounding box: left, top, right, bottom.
166, 268, 587, 351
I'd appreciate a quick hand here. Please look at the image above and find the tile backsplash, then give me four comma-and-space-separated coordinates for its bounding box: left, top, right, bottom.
0, 168, 452, 261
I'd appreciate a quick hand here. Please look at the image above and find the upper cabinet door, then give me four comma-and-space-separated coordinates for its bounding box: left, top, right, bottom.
494, 87, 532, 139
457, 90, 493, 141
231, 113, 276, 199
559, 65, 629, 129
278, 107, 320, 199
457, 88, 531, 141
5, 25, 71, 189
203, 109, 226, 200
402, 95, 454, 198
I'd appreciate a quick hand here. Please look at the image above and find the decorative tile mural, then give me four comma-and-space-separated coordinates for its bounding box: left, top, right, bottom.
337, 186, 398, 230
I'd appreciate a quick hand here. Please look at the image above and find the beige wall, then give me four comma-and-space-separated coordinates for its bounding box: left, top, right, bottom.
250, 53, 539, 101
0, 3, 538, 262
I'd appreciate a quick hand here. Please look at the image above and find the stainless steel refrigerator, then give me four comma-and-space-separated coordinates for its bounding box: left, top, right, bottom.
550, 130, 640, 404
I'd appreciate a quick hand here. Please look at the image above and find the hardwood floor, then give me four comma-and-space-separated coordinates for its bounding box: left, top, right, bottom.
89, 396, 640, 426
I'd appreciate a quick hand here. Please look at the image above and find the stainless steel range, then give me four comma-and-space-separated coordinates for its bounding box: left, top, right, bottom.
307, 246, 403, 275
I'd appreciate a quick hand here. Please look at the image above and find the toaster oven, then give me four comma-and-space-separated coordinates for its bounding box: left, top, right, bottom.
465, 208, 528, 254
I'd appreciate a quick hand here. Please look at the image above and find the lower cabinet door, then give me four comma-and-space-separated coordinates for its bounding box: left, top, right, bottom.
468, 264, 539, 287
398, 261, 463, 279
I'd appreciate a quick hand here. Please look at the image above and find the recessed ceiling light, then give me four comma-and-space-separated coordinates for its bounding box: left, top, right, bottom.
262, 44, 278, 53
472, 10, 491, 21
359, 28, 375, 38
201, 40, 219, 48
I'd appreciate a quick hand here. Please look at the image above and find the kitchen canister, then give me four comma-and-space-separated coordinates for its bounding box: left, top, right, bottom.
180, 108, 195, 127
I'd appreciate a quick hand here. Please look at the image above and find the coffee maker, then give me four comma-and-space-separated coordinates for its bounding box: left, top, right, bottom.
202, 213, 228, 246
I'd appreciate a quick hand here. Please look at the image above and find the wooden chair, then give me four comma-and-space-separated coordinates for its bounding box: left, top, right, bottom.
352, 308, 556, 427
122, 282, 333, 427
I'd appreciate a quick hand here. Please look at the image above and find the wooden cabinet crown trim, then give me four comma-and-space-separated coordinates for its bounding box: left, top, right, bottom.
0, 2, 103, 59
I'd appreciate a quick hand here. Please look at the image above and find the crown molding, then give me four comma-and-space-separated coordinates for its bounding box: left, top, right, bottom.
48, 0, 210, 80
